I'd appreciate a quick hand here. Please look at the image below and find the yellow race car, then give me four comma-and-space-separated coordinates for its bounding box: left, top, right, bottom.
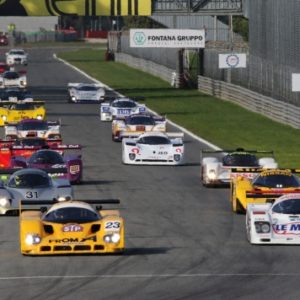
20, 199, 125, 255
0, 101, 45, 126
230, 169, 300, 213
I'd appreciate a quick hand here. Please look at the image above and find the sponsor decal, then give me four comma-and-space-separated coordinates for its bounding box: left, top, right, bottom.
131, 148, 139, 154
273, 222, 300, 235
49, 236, 96, 243
70, 165, 80, 174
176, 148, 182, 153
117, 108, 131, 115
62, 224, 83, 232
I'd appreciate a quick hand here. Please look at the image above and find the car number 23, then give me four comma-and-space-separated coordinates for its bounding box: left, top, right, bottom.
25, 191, 38, 198
105, 221, 121, 230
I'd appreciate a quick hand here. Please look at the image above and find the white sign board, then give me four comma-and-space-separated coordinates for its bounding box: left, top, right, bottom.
130, 29, 205, 48
292, 74, 300, 92
219, 53, 247, 69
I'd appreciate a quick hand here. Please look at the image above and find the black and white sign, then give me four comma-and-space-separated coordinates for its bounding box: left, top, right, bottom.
219, 53, 247, 69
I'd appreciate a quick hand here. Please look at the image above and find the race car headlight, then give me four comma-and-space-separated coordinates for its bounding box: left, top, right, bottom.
103, 233, 120, 244
36, 115, 43, 120
129, 153, 136, 161
208, 169, 217, 180
57, 196, 71, 202
71, 96, 76, 101
255, 222, 270, 233
0, 198, 10, 207
1, 115, 7, 121
20, 81, 26, 86
174, 154, 181, 162
25, 234, 41, 245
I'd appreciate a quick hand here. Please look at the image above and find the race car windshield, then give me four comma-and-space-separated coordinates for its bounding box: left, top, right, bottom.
29, 150, 64, 164
223, 153, 259, 167
78, 86, 97, 91
10, 51, 25, 55
17, 121, 48, 131
43, 207, 100, 224
138, 136, 171, 145
16, 138, 48, 147
8, 173, 50, 188
4, 72, 19, 79
253, 174, 300, 188
112, 101, 136, 108
272, 199, 300, 214
10, 103, 34, 110
126, 116, 155, 125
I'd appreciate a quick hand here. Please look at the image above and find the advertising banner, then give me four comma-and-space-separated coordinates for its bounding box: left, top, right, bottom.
219, 53, 247, 69
130, 29, 205, 48
0, 0, 151, 16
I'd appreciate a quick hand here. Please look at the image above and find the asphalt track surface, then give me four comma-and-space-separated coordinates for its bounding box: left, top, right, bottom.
0, 48, 299, 300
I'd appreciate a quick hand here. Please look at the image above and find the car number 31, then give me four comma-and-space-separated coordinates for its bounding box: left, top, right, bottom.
26, 191, 38, 198
105, 221, 121, 230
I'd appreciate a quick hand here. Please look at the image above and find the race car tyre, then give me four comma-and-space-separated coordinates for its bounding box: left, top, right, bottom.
231, 197, 243, 214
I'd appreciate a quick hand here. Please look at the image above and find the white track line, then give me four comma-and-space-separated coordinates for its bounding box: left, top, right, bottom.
0, 272, 299, 280
54, 54, 221, 150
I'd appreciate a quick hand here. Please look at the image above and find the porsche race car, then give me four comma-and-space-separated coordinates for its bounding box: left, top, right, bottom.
67, 83, 105, 103
0, 101, 46, 126
246, 193, 300, 244
100, 97, 146, 121
5, 119, 61, 140
6, 49, 28, 66
0, 71, 27, 88
122, 132, 184, 165
230, 168, 300, 213
20, 198, 124, 255
201, 149, 277, 187
0, 168, 73, 215
112, 114, 166, 141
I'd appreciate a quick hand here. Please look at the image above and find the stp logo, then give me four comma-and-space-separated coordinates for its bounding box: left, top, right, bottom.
62, 224, 83, 232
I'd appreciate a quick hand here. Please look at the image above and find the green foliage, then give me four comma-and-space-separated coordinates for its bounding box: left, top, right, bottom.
58, 49, 300, 167
233, 16, 249, 41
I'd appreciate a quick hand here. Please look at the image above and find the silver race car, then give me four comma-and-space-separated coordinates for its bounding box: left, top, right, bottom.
0, 168, 73, 215
67, 83, 105, 103
6, 49, 28, 66
122, 132, 184, 165
0, 71, 27, 89
100, 97, 146, 121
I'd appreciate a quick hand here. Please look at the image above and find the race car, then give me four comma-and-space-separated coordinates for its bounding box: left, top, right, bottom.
122, 132, 184, 165
0, 101, 46, 126
19, 198, 124, 255
6, 49, 28, 66
67, 82, 105, 103
0, 168, 73, 215
0, 35, 8, 46
11, 147, 82, 184
112, 114, 166, 141
201, 148, 277, 187
100, 97, 146, 121
0, 87, 32, 101
230, 168, 300, 213
246, 193, 300, 244
0, 71, 27, 88
4, 119, 61, 140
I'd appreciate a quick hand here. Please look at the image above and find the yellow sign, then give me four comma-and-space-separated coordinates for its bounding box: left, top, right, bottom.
0, 0, 151, 16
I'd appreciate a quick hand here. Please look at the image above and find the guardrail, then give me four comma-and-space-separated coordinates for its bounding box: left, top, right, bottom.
115, 53, 181, 87
198, 75, 300, 129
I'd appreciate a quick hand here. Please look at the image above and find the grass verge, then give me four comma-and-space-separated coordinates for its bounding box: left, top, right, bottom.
58, 48, 300, 167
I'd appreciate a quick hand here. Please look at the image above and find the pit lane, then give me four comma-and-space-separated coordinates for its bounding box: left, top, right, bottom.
0, 48, 298, 300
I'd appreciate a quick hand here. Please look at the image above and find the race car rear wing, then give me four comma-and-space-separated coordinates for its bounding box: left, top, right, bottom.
102, 96, 145, 102
67, 82, 103, 89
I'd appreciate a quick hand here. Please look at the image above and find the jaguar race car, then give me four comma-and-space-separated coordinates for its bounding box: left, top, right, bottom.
112, 114, 166, 142
100, 97, 146, 121
201, 148, 277, 187
67, 83, 105, 103
20, 198, 124, 255
0, 168, 73, 215
0, 101, 46, 126
230, 168, 300, 213
122, 132, 184, 165
6, 49, 28, 66
246, 193, 300, 244
0, 71, 27, 88
4, 119, 61, 140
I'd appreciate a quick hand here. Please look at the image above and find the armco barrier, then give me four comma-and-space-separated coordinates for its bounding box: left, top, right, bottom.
198, 75, 300, 129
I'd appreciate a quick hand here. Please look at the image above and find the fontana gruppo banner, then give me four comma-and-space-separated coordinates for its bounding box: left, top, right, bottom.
0, 0, 151, 16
